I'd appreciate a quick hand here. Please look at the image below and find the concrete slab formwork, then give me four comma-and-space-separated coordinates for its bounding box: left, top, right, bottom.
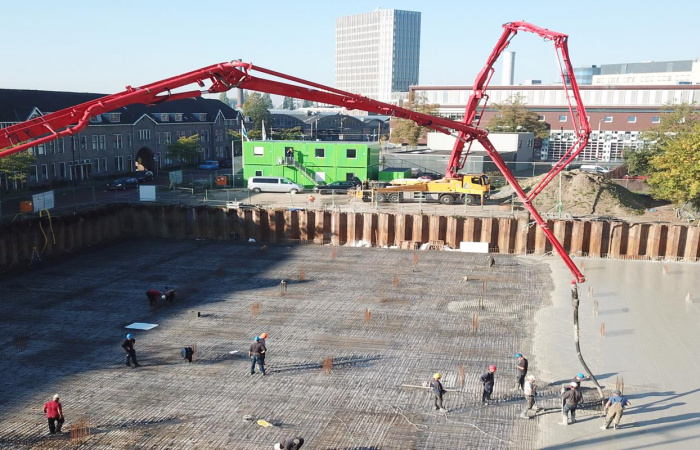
0, 240, 556, 449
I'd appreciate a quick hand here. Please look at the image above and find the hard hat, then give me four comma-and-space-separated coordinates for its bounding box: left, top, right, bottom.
254, 336, 260, 342
577, 373, 585, 379
515, 353, 522, 358
489, 364, 497, 371
613, 389, 621, 395
570, 382, 578, 387
161, 294, 166, 300
433, 373, 441, 379
126, 333, 132, 339
274, 444, 282, 450
528, 375, 536, 381
261, 333, 268, 339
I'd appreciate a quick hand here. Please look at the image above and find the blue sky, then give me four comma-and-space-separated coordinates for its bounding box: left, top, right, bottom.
2, 0, 697, 101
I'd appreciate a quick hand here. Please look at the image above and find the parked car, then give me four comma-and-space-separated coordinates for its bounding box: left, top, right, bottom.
580, 164, 610, 174
199, 160, 220, 170
107, 177, 139, 190
134, 170, 154, 182
219, 158, 232, 168
247, 176, 303, 193
314, 181, 358, 195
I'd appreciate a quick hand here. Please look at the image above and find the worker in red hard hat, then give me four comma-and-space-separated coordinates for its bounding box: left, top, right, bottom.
259, 333, 269, 369
480, 364, 497, 405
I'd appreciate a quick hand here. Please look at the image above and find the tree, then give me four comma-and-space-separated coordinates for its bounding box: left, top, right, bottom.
486, 94, 550, 139
242, 92, 271, 131
0, 150, 35, 188
390, 93, 438, 147
218, 92, 232, 108
262, 93, 274, 109
282, 96, 296, 110
624, 148, 658, 175
647, 123, 700, 206
302, 99, 313, 108
166, 135, 200, 164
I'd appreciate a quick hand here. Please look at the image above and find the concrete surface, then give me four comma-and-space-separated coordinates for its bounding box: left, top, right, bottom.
1, 239, 554, 449
533, 257, 700, 449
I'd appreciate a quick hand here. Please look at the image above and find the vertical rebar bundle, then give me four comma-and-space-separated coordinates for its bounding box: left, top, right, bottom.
322, 357, 333, 374
593, 300, 599, 315
252, 302, 261, 316
472, 313, 479, 333
600, 322, 606, 337
457, 364, 466, 389
13, 334, 28, 352
615, 376, 624, 394
279, 280, 287, 296
393, 275, 399, 286
413, 252, 418, 266
70, 416, 90, 443
364, 308, 372, 322
299, 270, 306, 281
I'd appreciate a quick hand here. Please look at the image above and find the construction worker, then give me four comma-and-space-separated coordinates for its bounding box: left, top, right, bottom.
561, 382, 583, 425
146, 289, 163, 307
561, 373, 587, 411
274, 436, 304, 450
430, 373, 447, 412
249, 336, 266, 376
600, 390, 631, 430
42, 394, 64, 434
514, 353, 528, 391
480, 364, 497, 405
163, 287, 176, 303
520, 375, 538, 419
259, 333, 268, 368
121, 333, 140, 368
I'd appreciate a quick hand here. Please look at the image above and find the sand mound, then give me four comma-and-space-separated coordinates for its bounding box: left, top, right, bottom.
493, 170, 645, 216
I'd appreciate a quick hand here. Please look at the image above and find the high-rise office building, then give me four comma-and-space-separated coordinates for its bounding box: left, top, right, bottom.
336, 9, 421, 103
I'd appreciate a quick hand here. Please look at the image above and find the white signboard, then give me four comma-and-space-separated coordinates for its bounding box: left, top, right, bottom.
32, 190, 55, 212
459, 242, 489, 253
139, 185, 157, 202
169, 170, 183, 185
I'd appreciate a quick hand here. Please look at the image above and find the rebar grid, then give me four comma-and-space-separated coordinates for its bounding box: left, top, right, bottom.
0, 240, 552, 449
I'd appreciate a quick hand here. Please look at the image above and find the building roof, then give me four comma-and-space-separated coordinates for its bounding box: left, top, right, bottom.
600, 60, 694, 75
0, 89, 240, 124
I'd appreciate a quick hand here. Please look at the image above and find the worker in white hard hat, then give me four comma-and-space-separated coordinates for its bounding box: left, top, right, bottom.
274, 436, 304, 450
520, 375, 538, 419
430, 373, 447, 412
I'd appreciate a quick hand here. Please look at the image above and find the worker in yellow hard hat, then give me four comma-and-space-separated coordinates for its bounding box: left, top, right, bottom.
430, 373, 447, 412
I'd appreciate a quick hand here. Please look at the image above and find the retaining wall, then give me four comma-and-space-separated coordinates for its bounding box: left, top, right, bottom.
1, 204, 698, 271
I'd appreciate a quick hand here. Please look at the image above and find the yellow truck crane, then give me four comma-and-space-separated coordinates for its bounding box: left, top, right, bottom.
359, 174, 490, 205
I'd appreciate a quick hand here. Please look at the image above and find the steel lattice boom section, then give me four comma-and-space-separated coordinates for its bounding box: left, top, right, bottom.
0, 21, 588, 282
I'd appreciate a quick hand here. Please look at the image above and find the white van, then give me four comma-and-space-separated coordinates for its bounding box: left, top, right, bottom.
247, 176, 303, 193
580, 165, 610, 174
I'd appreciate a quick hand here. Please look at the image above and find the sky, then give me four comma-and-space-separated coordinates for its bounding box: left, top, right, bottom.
1, 0, 698, 105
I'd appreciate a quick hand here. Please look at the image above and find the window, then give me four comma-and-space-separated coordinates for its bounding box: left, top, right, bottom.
37, 142, 46, 155
59, 162, 66, 178
518, 140, 522, 149
651, 116, 661, 124
538, 115, 545, 121
113, 134, 123, 149
627, 116, 637, 123
92, 135, 99, 150
99, 135, 106, 150
200, 130, 208, 142
94, 158, 100, 174
175, 113, 183, 122
156, 132, 161, 144
80, 136, 87, 149
604, 116, 613, 123
50, 163, 56, 178
161, 114, 169, 122
558, 115, 567, 122
114, 156, 124, 171
164, 132, 171, 144
346, 148, 357, 158
41, 164, 48, 180
109, 113, 120, 123
138, 129, 151, 140
315, 148, 325, 158
255, 170, 263, 176
199, 113, 207, 121
57, 138, 64, 153
253, 146, 264, 156
48, 141, 55, 154
127, 134, 132, 147
29, 165, 38, 182
103, 158, 107, 171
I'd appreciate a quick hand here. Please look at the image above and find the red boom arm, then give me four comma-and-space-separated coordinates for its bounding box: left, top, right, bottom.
0, 21, 588, 282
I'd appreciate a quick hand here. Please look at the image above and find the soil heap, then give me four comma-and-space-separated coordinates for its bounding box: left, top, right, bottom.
492, 170, 646, 217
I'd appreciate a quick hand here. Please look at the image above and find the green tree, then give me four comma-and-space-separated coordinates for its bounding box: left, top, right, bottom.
642, 102, 700, 149
390, 93, 438, 147
262, 93, 274, 109
302, 99, 313, 108
486, 94, 550, 139
0, 150, 35, 188
218, 92, 232, 108
166, 135, 200, 164
242, 93, 271, 131
282, 96, 296, 110
647, 121, 700, 206
624, 148, 658, 175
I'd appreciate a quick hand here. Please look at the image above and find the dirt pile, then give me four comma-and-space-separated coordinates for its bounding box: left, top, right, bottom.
493, 170, 646, 217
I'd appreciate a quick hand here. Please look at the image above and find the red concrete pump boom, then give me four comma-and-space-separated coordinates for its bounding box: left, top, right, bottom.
0, 21, 589, 282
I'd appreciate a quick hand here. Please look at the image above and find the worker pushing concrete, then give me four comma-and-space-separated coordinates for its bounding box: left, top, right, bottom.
480, 364, 497, 405
560, 382, 583, 425
514, 353, 528, 391
430, 373, 447, 412
146, 288, 164, 307
520, 375, 538, 419
601, 390, 632, 430
249, 336, 266, 376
